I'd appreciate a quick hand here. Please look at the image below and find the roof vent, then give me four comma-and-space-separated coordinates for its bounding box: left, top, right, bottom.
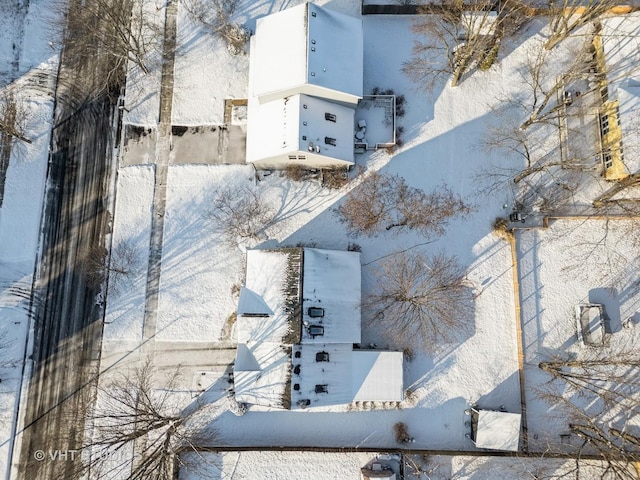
308, 325, 324, 337
309, 307, 324, 317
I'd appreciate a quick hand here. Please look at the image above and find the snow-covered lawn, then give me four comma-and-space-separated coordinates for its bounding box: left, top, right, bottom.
103, 165, 155, 342
0, 0, 58, 473
178, 450, 630, 480
102, 2, 640, 477
518, 218, 640, 450
156, 165, 250, 341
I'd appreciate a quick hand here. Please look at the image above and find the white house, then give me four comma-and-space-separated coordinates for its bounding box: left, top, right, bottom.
233, 248, 404, 409
246, 2, 364, 169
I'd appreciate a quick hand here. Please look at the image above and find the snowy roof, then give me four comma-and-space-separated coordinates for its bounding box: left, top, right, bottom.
237, 249, 302, 344
292, 343, 355, 408
614, 83, 640, 174
234, 342, 291, 408
245, 94, 356, 164
473, 410, 521, 451
235, 248, 401, 408
234, 249, 302, 408
301, 248, 361, 344
250, 2, 363, 101
352, 351, 404, 402
601, 14, 640, 85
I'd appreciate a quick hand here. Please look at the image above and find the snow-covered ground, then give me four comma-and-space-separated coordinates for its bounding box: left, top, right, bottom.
519, 218, 640, 450
178, 450, 629, 480
103, 166, 155, 342
99, 0, 640, 477
108, 0, 525, 452
0, 0, 59, 476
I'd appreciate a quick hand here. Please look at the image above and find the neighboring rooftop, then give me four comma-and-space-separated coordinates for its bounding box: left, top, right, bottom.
234, 248, 403, 409
250, 2, 363, 104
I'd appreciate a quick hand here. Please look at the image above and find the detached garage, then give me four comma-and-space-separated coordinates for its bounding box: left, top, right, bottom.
470, 408, 521, 452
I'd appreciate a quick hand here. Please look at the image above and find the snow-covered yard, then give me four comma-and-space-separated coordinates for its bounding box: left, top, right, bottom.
105, 0, 526, 453
0, 0, 59, 475
518, 218, 640, 450
178, 450, 631, 480
2, 0, 639, 477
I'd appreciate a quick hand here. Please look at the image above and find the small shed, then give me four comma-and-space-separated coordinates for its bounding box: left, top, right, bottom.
471, 408, 521, 452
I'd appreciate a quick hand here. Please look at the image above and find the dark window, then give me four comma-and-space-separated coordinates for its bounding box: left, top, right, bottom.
311, 11, 316, 17
294, 351, 301, 358
603, 148, 613, 169
315, 384, 328, 394
303, 104, 307, 109
316, 351, 330, 362
293, 365, 301, 375
324, 137, 336, 146
308, 307, 324, 318
288, 155, 297, 160
302, 135, 307, 141
600, 114, 610, 136
293, 383, 300, 391
325, 113, 336, 122
308, 325, 324, 337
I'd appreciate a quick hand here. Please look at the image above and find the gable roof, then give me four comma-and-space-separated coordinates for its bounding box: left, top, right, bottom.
473, 410, 521, 451
250, 2, 363, 102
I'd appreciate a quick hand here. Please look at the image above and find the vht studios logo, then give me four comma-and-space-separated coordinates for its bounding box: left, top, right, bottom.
33, 450, 79, 462
33, 449, 132, 462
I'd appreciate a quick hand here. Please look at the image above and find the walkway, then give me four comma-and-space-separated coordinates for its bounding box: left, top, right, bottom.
141, 0, 178, 352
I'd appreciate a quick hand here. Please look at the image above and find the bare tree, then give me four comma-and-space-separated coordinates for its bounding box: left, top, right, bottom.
545, 0, 620, 50
403, 0, 530, 90
0, 92, 31, 145
82, 360, 216, 480
535, 352, 640, 479
58, 0, 163, 95
0, 92, 31, 207
367, 251, 473, 351
210, 185, 275, 246
80, 239, 141, 293
336, 172, 471, 237
183, 0, 250, 55
539, 355, 640, 411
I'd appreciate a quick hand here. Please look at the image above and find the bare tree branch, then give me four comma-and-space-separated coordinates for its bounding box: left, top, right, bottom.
367, 251, 474, 352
